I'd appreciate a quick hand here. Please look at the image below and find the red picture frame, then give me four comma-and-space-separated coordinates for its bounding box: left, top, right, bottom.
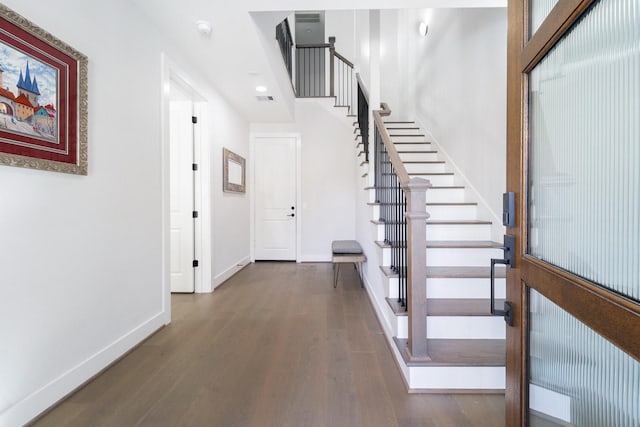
0, 4, 87, 175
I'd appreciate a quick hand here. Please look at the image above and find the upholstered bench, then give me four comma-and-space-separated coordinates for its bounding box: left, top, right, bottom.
332, 240, 366, 288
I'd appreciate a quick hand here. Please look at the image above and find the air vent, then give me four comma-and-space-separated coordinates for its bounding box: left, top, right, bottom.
295, 13, 321, 24
256, 96, 274, 102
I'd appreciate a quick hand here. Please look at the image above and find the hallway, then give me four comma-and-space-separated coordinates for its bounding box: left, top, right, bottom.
34, 263, 504, 427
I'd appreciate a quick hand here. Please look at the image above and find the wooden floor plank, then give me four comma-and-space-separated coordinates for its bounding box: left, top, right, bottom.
31, 262, 504, 427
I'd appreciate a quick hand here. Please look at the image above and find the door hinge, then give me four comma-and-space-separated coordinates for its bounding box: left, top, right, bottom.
192, 163, 198, 171
192, 211, 199, 218
193, 260, 199, 268
192, 116, 198, 124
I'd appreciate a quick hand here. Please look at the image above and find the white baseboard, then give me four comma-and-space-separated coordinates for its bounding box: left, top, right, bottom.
298, 254, 331, 262
1, 312, 166, 427
212, 256, 251, 290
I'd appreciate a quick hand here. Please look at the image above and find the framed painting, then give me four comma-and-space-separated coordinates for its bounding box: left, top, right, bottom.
0, 4, 88, 175
223, 148, 246, 193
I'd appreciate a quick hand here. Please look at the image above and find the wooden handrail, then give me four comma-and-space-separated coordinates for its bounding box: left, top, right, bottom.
373, 109, 411, 185
333, 51, 353, 68
296, 43, 331, 48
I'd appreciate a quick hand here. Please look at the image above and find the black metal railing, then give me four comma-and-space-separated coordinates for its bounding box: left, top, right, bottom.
357, 78, 369, 161
275, 18, 293, 81
375, 125, 408, 309
332, 49, 355, 113
296, 43, 329, 97
284, 35, 355, 113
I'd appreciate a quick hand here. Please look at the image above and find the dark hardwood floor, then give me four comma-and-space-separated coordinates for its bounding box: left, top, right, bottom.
33, 262, 505, 427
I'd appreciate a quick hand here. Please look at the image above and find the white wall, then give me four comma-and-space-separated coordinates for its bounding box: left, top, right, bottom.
325, 10, 356, 62
354, 10, 371, 88
380, 9, 410, 119
210, 96, 251, 287
251, 99, 357, 261
0, 1, 249, 425
409, 7, 507, 220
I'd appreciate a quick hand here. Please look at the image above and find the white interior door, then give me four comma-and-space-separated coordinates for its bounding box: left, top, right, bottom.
169, 83, 195, 292
254, 137, 297, 260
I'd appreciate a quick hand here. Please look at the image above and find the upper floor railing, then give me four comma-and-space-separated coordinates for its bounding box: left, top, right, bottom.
275, 21, 356, 114
275, 18, 293, 81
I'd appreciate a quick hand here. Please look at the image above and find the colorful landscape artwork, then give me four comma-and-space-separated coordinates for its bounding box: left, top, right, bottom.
0, 41, 58, 142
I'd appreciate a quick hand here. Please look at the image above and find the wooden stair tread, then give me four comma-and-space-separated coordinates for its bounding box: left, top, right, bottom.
382, 160, 443, 164
376, 240, 501, 249
426, 202, 477, 206
409, 172, 454, 176
427, 220, 492, 225
397, 150, 437, 153
386, 298, 505, 316
430, 185, 465, 189
394, 338, 506, 367
427, 266, 506, 278
386, 127, 420, 130
384, 121, 416, 124
426, 240, 502, 248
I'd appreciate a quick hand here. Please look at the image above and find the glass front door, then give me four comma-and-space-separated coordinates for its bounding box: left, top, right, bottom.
506, 0, 640, 424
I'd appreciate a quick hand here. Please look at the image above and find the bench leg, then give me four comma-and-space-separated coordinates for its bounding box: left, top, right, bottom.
355, 262, 364, 288
333, 263, 340, 288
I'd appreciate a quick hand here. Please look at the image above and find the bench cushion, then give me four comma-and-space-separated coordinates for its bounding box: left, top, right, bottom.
332, 240, 363, 254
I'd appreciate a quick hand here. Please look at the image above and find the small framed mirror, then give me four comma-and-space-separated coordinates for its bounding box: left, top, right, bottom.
223, 148, 246, 193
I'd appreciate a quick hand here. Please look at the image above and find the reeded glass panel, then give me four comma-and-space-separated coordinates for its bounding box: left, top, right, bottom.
528, 0, 640, 302
529, 0, 560, 36
528, 289, 640, 426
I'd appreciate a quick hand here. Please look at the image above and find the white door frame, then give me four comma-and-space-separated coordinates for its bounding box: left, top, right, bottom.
161, 53, 213, 324
250, 132, 302, 263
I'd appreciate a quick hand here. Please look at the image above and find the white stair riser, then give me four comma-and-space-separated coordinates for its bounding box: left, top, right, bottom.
427, 247, 504, 267
370, 204, 380, 220
410, 174, 455, 186
403, 162, 447, 174
372, 223, 385, 242
408, 366, 505, 390
387, 277, 399, 298
425, 188, 465, 203
393, 143, 434, 151
397, 316, 505, 340
367, 188, 376, 203
379, 247, 503, 267
398, 152, 440, 162
390, 135, 429, 143
427, 223, 492, 240
374, 222, 492, 242
427, 278, 506, 299
384, 128, 422, 135
377, 245, 392, 266
426, 204, 477, 220
385, 277, 506, 300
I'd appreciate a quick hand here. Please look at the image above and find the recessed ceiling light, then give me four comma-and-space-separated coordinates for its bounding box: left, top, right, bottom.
196, 20, 212, 36
255, 85, 268, 93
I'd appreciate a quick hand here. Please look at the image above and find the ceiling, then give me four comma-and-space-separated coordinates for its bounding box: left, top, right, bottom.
130, 0, 506, 123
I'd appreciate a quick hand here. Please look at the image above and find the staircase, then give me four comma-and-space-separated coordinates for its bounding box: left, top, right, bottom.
357, 119, 506, 391
273, 21, 506, 392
